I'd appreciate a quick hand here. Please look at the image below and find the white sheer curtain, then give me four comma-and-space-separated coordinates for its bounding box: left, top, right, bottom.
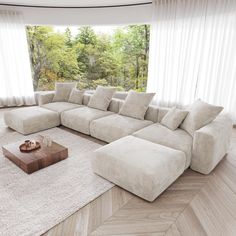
0, 10, 35, 107
147, 0, 236, 122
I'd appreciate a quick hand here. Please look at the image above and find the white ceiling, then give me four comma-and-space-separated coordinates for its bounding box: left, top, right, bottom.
0, 0, 151, 7
0, 0, 152, 25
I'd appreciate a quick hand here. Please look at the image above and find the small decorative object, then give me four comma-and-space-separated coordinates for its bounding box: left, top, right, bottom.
42, 136, 52, 147
19, 140, 41, 152
25, 140, 31, 148
30, 140, 37, 148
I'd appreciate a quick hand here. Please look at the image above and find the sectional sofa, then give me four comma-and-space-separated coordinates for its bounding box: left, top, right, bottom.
4, 89, 232, 201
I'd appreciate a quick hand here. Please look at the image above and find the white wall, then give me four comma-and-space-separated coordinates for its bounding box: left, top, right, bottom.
0, 4, 152, 26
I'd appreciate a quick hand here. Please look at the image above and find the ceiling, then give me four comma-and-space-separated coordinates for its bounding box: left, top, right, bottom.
0, 0, 152, 25
0, 0, 151, 7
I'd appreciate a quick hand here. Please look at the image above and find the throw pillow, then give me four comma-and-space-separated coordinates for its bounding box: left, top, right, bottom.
161, 107, 189, 130
52, 82, 77, 102
119, 90, 155, 120
68, 88, 84, 105
88, 86, 116, 111
180, 99, 223, 136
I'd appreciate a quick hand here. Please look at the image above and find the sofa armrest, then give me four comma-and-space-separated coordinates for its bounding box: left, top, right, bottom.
38, 92, 55, 106
191, 115, 233, 174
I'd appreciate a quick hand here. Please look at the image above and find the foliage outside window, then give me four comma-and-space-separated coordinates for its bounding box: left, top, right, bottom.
26, 25, 150, 92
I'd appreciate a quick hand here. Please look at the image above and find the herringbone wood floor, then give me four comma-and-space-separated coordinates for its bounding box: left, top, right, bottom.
1, 108, 236, 236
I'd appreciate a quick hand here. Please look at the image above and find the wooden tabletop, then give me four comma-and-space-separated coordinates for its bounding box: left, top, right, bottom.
2, 135, 68, 174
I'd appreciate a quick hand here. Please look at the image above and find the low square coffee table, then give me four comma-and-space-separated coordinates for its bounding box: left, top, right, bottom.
2, 135, 68, 174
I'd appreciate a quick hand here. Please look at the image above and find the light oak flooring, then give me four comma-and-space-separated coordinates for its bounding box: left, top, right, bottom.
1, 108, 236, 236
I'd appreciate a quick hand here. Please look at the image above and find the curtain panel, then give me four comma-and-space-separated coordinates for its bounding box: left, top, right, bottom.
0, 10, 35, 107
147, 0, 236, 122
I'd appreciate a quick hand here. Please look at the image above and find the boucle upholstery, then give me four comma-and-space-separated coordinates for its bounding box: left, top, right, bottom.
83, 94, 123, 113
88, 86, 116, 111
191, 115, 232, 174
144, 105, 159, 123
90, 114, 153, 143
157, 107, 170, 122
41, 102, 82, 113
4, 107, 60, 135
181, 99, 223, 136
92, 136, 186, 202
81, 93, 163, 123
61, 106, 113, 135
68, 88, 84, 105
107, 99, 122, 113
160, 107, 188, 130
133, 123, 192, 169
119, 91, 155, 120
82, 93, 91, 106
38, 92, 55, 106
52, 82, 76, 102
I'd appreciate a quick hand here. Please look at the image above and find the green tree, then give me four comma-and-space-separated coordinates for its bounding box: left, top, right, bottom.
113, 25, 150, 91
74, 27, 119, 89
64, 27, 73, 47
26, 26, 79, 90
75, 26, 97, 45
26, 24, 150, 91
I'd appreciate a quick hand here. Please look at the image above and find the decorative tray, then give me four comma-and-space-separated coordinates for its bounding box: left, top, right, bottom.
19, 141, 41, 152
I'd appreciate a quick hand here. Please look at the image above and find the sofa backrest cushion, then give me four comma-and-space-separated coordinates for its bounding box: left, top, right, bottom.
144, 105, 159, 123
160, 107, 189, 130
83, 93, 91, 106
82, 93, 170, 123
88, 86, 116, 111
52, 82, 77, 102
68, 88, 84, 105
157, 107, 170, 122
119, 91, 155, 120
181, 99, 223, 136
108, 98, 122, 113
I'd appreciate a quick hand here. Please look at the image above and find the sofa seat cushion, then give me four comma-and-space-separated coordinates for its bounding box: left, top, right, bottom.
92, 136, 186, 201
133, 123, 192, 169
90, 114, 153, 143
4, 106, 60, 135
41, 102, 82, 113
61, 106, 113, 135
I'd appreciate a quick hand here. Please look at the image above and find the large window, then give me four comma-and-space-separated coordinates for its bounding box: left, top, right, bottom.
26, 25, 150, 92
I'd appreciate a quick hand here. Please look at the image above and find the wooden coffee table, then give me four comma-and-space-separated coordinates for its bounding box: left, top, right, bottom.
2, 135, 68, 174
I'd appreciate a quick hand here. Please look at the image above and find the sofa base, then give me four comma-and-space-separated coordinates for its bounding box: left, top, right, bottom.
4, 106, 60, 135
92, 135, 186, 202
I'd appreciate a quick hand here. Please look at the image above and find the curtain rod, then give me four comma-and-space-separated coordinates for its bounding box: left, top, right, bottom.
0, 2, 152, 9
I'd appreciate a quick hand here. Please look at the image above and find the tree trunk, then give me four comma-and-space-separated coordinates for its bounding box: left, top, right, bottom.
144, 25, 149, 61
135, 56, 140, 89
143, 24, 149, 79
33, 62, 41, 91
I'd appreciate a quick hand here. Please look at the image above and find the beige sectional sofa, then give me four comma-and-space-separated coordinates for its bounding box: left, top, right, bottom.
4, 91, 232, 201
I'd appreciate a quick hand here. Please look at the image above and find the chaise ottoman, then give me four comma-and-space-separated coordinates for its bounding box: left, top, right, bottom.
92, 136, 187, 201
4, 106, 60, 135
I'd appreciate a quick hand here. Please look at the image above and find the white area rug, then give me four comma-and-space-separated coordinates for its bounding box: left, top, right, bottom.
0, 128, 114, 236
